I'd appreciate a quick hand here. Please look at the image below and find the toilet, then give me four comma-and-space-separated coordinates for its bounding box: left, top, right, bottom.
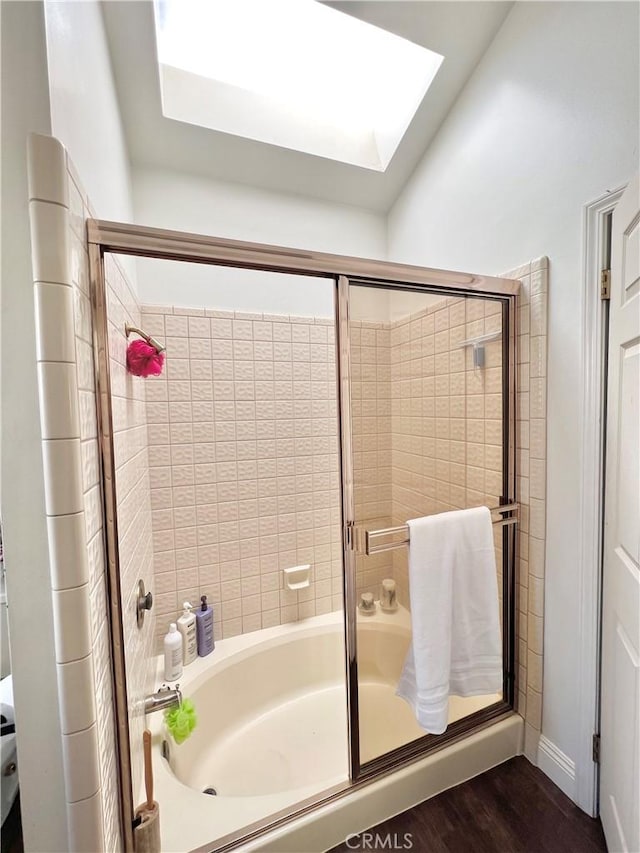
0, 568, 18, 828
1, 674, 18, 827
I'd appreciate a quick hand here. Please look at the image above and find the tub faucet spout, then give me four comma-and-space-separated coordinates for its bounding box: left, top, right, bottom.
144, 684, 182, 715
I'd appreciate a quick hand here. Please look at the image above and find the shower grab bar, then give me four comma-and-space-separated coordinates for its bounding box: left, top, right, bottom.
361, 503, 518, 555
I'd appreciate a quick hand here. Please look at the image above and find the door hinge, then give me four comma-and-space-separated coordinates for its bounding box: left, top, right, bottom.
600, 269, 611, 300
592, 733, 601, 763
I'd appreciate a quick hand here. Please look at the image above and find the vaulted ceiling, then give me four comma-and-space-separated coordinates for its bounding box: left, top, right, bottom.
102, 1, 513, 212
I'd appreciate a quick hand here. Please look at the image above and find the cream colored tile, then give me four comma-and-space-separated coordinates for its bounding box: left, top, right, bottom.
529, 498, 546, 539
528, 613, 544, 655
531, 256, 549, 274
530, 336, 546, 378
165, 315, 188, 336
47, 512, 90, 590
57, 655, 97, 734
529, 536, 544, 578
530, 293, 547, 337
27, 134, 68, 205
518, 305, 530, 336
529, 575, 544, 618
37, 362, 80, 439
524, 723, 540, 761
527, 651, 543, 694
67, 791, 104, 853
530, 458, 546, 500
189, 316, 211, 337
526, 689, 542, 730
530, 377, 547, 419
42, 438, 84, 515
530, 418, 546, 460
53, 585, 92, 663
35, 283, 76, 362
62, 723, 100, 802
29, 200, 71, 284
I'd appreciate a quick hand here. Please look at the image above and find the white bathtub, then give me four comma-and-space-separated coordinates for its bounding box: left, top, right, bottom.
150, 608, 520, 852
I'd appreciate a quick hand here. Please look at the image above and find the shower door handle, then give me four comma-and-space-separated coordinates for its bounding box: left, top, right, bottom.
136, 579, 153, 628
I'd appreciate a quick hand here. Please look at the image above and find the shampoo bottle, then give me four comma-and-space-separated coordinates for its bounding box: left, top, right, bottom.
177, 602, 197, 665
196, 595, 214, 657
163, 623, 183, 681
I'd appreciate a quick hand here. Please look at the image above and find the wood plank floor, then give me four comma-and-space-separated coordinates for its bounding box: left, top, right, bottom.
329, 757, 607, 853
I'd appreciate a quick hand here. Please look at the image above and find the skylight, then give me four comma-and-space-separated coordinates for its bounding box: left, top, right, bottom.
153, 0, 443, 171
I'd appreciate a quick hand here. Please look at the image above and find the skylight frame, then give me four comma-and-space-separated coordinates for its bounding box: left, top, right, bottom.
153, 0, 444, 172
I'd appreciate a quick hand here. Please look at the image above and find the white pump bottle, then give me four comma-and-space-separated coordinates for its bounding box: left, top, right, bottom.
177, 602, 197, 665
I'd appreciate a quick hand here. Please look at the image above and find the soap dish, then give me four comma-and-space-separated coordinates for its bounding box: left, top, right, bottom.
283, 564, 311, 590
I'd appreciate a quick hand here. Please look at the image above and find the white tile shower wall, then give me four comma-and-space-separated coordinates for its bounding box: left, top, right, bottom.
28, 134, 121, 851
140, 305, 343, 646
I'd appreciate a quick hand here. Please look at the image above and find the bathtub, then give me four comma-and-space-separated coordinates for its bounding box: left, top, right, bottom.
150, 608, 521, 852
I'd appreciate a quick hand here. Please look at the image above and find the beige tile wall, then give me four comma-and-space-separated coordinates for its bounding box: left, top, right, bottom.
103, 254, 156, 805
350, 296, 504, 607
509, 257, 549, 763
389, 295, 504, 606
350, 320, 394, 597
138, 304, 344, 648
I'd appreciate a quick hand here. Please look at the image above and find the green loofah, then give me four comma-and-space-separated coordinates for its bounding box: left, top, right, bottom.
164, 698, 197, 744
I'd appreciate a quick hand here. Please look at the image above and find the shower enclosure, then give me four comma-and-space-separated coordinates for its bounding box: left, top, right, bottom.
88, 221, 519, 851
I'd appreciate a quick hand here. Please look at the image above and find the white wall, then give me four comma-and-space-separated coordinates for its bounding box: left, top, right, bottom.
43, 0, 134, 224
0, 3, 69, 849
132, 258, 336, 316
132, 166, 386, 307
387, 0, 639, 795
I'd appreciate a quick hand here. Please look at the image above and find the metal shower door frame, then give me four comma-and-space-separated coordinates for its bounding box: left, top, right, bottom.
87, 219, 519, 851
337, 275, 519, 781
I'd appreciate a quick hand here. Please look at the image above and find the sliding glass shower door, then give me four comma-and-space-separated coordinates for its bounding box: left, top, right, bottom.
339, 277, 517, 774
89, 217, 519, 850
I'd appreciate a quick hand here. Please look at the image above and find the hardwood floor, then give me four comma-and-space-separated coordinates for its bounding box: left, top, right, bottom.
329, 757, 607, 853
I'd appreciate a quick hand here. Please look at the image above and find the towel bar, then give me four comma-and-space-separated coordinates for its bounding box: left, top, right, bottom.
361, 503, 518, 556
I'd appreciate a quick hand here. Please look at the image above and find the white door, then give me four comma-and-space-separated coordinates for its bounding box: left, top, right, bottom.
600, 174, 640, 853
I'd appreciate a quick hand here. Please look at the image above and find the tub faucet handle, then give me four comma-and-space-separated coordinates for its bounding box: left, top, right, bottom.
144, 684, 182, 715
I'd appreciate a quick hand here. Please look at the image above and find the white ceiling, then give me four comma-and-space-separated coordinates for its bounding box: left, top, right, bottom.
102, 1, 513, 212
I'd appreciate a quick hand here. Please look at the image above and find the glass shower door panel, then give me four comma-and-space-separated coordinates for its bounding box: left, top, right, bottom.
105, 255, 348, 849
348, 282, 508, 767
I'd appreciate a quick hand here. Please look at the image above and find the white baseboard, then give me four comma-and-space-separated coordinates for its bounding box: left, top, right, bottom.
537, 734, 577, 801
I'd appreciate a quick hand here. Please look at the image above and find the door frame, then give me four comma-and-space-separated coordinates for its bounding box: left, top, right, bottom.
577, 186, 624, 815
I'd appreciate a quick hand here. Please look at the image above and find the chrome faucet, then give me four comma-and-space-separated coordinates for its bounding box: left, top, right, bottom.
144, 684, 182, 715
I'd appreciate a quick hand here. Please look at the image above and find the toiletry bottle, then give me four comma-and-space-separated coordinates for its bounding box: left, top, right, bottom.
164, 623, 183, 681
380, 578, 398, 613
195, 595, 214, 656
177, 602, 197, 665
358, 591, 376, 615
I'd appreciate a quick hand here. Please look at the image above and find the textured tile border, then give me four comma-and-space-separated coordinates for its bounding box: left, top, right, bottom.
506, 257, 549, 761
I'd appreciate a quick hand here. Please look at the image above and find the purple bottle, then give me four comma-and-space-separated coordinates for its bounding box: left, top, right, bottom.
196, 595, 214, 656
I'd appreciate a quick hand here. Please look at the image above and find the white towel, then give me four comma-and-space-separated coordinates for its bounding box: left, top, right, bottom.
396, 506, 503, 734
